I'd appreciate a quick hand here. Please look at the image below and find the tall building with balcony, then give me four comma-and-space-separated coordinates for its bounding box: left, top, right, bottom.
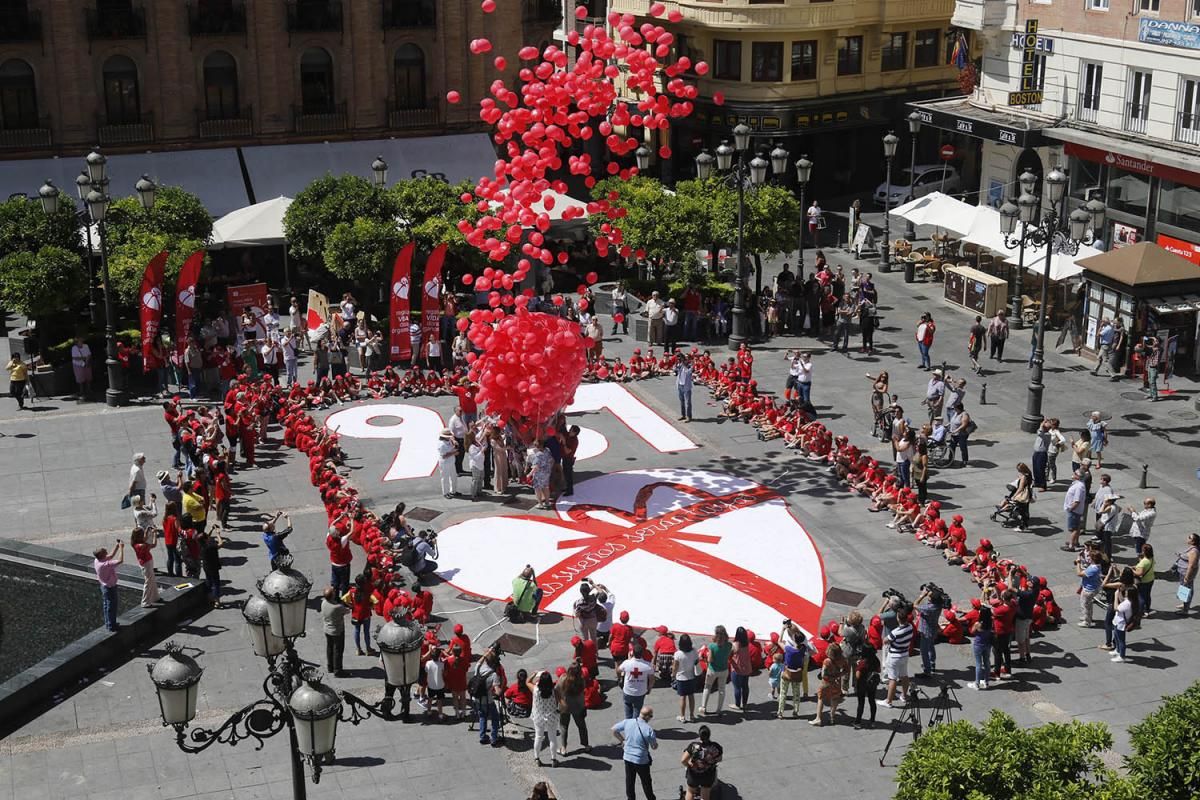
916, 0, 1200, 260
0, 0, 562, 209
604, 0, 966, 197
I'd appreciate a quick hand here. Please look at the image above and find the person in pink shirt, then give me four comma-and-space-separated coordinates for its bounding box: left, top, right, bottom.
93, 539, 126, 632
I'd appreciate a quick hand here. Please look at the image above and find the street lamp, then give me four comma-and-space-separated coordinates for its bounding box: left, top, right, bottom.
371, 156, 388, 187
795, 155, 813, 274
904, 111, 921, 248
75, 170, 100, 324
694, 150, 714, 180
135, 174, 158, 210
881, 132, 899, 272
635, 145, 651, 172
999, 164, 1105, 432
148, 556, 409, 800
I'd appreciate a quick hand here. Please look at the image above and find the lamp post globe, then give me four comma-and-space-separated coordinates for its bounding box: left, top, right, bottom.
86, 148, 107, 185
135, 174, 157, 211
714, 140, 734, 172
904, 112, 921, 245
635, 146, 651, 172
881, 132, 899, 271
75, 170, 91, 200
769, 145, 788, 177
242, 595, 287, 659
1018, 169, 1039, 196
882, 132, 899, 159
85, 188, 109, 223
694, 150, 714, 181
748, 154, 769, 186
1069, 207, 1091, 242
1017, 191, 1039, 224
795, 155, 813, 184
37, 179, 59, 215
999, 200, 1020, 237
289, 673, 342, 760
1085, 196, 1107, 236
1045, 166, 1068, 205
371, 156, 388, 187
376, 617, 424, 687
258, 560, 312, 639
732, 123, 751, 152
148, 646, 203, 727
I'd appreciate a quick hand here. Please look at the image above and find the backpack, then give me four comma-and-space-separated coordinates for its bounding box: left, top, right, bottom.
468, 664, 492, 699
399, 543, 418, 568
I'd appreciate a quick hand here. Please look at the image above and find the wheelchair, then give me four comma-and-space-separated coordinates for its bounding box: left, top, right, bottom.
989, 483, 1023, 528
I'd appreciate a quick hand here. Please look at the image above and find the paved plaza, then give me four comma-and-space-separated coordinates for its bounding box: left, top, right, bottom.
1, 245, 1199, 800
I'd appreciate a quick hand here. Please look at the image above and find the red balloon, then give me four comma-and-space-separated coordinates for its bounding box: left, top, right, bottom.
447, 90, 462, 104
482, 0, 496, 10
585, 271, 598, 284
461, 273, 475, 285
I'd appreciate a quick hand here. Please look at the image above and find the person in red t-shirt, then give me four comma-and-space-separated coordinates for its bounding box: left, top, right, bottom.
572, 635, 599, 677
609, 610, 632, 664
162, 500, 182, 577
452, 380, 478, 423
327, 514, 353, 595
130, 526, 160, 607
450, 623, 472, 663
444, 644, 470, 719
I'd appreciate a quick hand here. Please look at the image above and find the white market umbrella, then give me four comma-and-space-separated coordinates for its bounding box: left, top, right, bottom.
208, 196, 293, 249
889, 191, 977, 235
1005, 242, 1103, 282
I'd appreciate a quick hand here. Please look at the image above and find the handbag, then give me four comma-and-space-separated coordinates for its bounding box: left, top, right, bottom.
1178, 584, 1194, 604
120, 494, 132, 510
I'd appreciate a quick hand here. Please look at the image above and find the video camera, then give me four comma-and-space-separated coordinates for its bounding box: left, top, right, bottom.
882, 588, 908, 604
920, 582, 953, 610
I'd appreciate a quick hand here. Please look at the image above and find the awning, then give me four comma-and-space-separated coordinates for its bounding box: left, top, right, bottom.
0, 148, 250, 217
1147, 293, 1200, 314
908, 97, 1053, 149
890, 191, 978, 234
209, 196, 293, 249
1077, 241, 1200, 286
1051, 128, 1200, 186
241, 134, 500, 199
1004, 242, 1101, 282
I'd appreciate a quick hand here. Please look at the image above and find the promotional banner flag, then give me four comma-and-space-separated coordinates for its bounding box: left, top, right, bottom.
138, 250, 169, 371
421, 243, 447, 355
226, 282, 269, 340
390, 242, 415, 362
174, 250, 205, 357
306, 289, 330, 342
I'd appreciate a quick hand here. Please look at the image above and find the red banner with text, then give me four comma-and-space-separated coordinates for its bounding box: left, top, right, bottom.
421, 243, 447, 357
138, 250, 168, 371
174, 251, 205, 357
226, 282, 269, 341
390, 242, 415, 361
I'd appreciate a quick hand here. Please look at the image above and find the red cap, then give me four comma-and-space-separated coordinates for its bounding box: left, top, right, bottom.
943, 609, 956, 621
654, 625, 669, 635
453, 624, 464, 635
980, 538, 992, 548
770, 632, 780, 642
620, 611, 630, 622
970, 598, 982, 609
952, 514, 964, 523
571, 635, 581, 646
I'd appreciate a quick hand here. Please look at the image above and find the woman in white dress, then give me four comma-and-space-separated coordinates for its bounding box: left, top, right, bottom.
528, 670, 560, 767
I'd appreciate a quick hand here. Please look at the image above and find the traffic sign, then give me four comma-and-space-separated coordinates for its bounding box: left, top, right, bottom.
940, 144, 957, 162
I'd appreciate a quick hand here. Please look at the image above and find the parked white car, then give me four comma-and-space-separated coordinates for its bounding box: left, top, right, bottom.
873, 163, 961, 207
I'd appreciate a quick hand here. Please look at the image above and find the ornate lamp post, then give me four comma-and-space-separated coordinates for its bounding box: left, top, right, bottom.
635, 145, 651, 172
371, 156, 388, 187
904, 111, 921, 248
998, 165, 1105, 432
75, 170, 100, 325
795, 155, 813, 274
881, 132, 899, 273
697, 124, 784, 348
148, 556, 412, 800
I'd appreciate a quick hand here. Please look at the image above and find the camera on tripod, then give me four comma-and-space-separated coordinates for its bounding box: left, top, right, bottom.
919, 582, 953, 610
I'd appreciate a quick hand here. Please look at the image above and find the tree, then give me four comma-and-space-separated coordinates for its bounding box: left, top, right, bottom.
323, 217, 404, 282
1125, 681, 1200, 800
0, 246, 88, 319
677, 177, 800, 259
103, 185, 213, 251
390, 177, 484, 270
106, 229, 206, 305
590, 175, 707, 268
894, 711, 1114, 800
0, 195, 81, 257
284, 174, 400, 266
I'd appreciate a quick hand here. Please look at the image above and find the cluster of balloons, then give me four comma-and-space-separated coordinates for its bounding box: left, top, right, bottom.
448, 1, 705, 426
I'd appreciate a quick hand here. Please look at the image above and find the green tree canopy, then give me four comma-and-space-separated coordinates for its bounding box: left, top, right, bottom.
284, 174, 400, 266
323, 217, 405, 282
0, 195, 81, 257
106, 229, 206, 305
676, 177, 801, 258
1125, 681, 1200, 800
895, 711, 1115, 800
589, 175, 707, 268
0, 246, 88, 319
390, 177, 484, 270
103, 185, 213, 251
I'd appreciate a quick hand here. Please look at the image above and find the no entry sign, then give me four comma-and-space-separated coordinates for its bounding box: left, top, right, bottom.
940, 144, 957, 162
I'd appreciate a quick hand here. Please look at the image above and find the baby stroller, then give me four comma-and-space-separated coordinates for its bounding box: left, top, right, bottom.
989, 482, 1022, 528
501, 698, 533, 741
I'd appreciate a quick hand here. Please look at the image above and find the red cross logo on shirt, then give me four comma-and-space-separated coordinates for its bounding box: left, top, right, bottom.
506, 479, 823, 633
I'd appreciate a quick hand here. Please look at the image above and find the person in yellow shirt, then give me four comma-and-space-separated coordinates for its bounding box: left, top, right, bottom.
6, 355, 28, 410
181, 484, 208, 535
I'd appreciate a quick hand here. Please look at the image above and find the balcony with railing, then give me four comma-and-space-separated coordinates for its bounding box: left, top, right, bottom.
1077, 96, 1099, 124
188, 1, 247, 36
294, 102, 347, 134
85, 5, 147, 40
1124, 102, 1148, 134
0, 117, 52, 149
0, 9, 42, 43
387, 104, 439, 129
98, 112, 154, 145
382, 0, 435, 28
523, 0, 562, 24
286, 0, 343, 32
197, 106, 253, 138
1177, 111, 1200, 146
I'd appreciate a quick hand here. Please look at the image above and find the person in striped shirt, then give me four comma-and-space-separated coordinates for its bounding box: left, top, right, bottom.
881, 607, 914, 708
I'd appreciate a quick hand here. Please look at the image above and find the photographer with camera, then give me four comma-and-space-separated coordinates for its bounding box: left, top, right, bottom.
914, 584, 948, 677
881, 603, 914, 709
411, 529, 438, 581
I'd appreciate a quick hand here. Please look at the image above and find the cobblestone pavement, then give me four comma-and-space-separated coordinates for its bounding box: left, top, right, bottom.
0, 242, 1197, 800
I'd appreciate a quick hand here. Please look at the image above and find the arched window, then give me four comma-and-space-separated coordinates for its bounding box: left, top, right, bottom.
102, 55, 140, 125
203, 50, 239, 119
300, 47, 334, 114
0, 59, 37, 129
393, 44, 426, 110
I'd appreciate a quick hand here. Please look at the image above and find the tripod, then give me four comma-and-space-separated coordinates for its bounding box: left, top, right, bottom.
926, 682, 959, 729
878, 687, 924, 767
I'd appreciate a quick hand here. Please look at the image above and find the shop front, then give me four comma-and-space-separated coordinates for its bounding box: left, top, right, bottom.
1076, 242, 1200, 377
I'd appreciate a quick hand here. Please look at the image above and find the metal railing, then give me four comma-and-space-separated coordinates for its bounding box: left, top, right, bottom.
0, 9, 42, 43
1077, 96, 1099, 123
97, 112, 154, 145
1124, 101, 1148, 133
0, 118, 52, 149
382, 0, 435, 28
188, 1, 247, 36
286, 0, 343, 32
388, 106, 438, 129
293, 102, 347, 134
1177, 111, 1200, 145
197, 106, 253, 138
85, 6, 147, 40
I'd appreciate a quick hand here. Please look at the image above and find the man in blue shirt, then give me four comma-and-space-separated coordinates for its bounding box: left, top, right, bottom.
261, 511, 292, 565
613, 706, 658, 800
675, 355, 694, 421
413, 533, 437, 577
1076, 549, 1103, 627
1093, 319, 1115, 376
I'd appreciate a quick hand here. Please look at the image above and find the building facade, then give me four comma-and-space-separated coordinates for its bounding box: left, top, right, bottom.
0, 0, 561, 156
604, 0, 967, 202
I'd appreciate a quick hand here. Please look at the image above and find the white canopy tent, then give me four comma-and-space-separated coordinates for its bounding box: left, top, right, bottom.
961, 204, 1010, 255
208, 196, 293, 248
889, 192, 978, 234
1002, 241, 1102, 282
